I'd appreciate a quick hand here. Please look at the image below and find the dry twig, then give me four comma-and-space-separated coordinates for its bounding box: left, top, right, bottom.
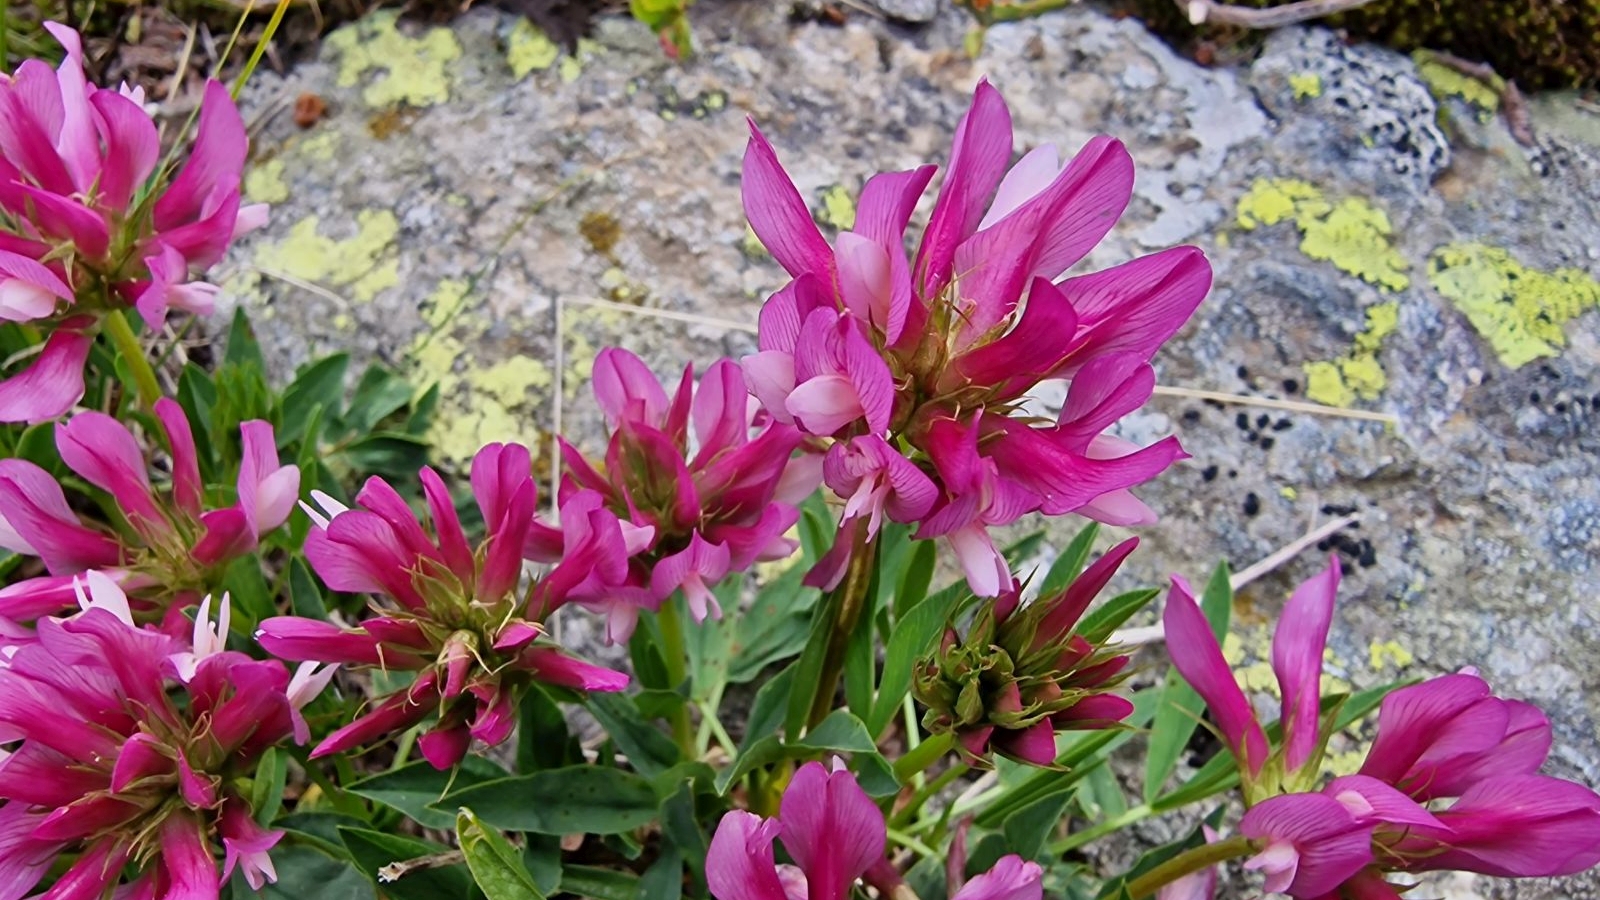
1174, 0, 1379, 28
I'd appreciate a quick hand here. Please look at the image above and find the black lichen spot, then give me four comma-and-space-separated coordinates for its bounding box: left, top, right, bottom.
1236, 365, 1250, 380
1260, 436, 1276, 450
1243, 492, 1261, 516
1272, 418, 1293, 432
1235, 412, 1250, 430
1530, 391, 1542, 404
1201, 464, 1219, 482
1282, 378, 1300, 394
1255, 414, 1270, 429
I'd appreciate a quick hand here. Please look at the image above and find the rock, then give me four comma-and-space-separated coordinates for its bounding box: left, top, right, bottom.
223, 4, 1600, 896
866, 0, 942, 23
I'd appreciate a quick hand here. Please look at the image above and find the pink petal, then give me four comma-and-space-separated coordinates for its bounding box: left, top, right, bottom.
154, 398, 204, 517
190, 507, 255, 567
1324, 774, 1443, 829
947, 523, 1010, 598
157, 815, 221, 900
111, 732, 173, 792
836, 231, 892, 333
1034, 537, 1138, 645
520, 647, 630, 692
978, 143, 1061, 231
593, 348, 670, 429
0, 459, 121, 572
1052, 246, 1212, 376
418, 724, 473, 770
951, 855, 1044, 900
1274, 556, 1340, 774
1052, 353, 1157, 450
89, 90, 160, 211
691, 358, 750, 467
915, 80, 1013, 300
154, 81, 246, 231
742, 350, 798, 425
786, 374, 866, 436
706, 811, 791, 900
254, 617, 388, 666
312, 672, 439, 758
854, 165, 935, 345
57, 411, 166, 533
1358, 672, 1495, 792
742, 120, 834, 281
993, 721, 1058, 766
778, 762, 886, 900
0, 328, 92, 423
1402, 775, 1600, 877
1239, 793, 1373, 897
237, 420, 299, 537
1162, 576, 1268, 775
952, 277, 1080, 399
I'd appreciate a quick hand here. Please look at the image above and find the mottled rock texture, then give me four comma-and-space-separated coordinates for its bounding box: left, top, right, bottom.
223, 4, 1600, 896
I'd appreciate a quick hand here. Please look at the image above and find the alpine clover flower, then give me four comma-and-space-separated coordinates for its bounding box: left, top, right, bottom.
256, 442, 630, 769
551, 348, 820, 641
0, 606, 326, 898
1237, 672, 1600, 898
1161, 556, 1341, 802
913, 538, 1139, 765
740, 79, 1210, 596
706, 760, 1044, 900
0, 26, 264, 421
0, 399, 298, 628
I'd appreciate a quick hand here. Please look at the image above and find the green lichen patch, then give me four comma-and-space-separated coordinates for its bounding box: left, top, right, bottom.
325, 10, 461, 108
243, 158, 290, 204
1237, 178, 1411, 292
251, 210, 402, 303
817, 184, 856, 232
1428, 243, 1600, 369
506, 19, 561, 78
1288, 72, 1323, 101
1413, 53, 1500, 120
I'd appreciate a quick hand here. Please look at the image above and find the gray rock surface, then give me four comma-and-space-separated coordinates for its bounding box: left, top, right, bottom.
221, 4, 1600, 897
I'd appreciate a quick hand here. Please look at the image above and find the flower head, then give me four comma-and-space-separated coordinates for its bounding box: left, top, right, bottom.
557, 349, 818, 640
741, 80, 1207, 595
0, 28, 263, 421
257, 442, 629, 769
913, 539, 1139, 766
0, 607, 314, 898
0, 400, 297, 625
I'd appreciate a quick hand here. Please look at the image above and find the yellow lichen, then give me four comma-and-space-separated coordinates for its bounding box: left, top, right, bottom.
1303, 301, 1400, 407
819, 185, 856, 231
1414, 54, 1500, 118
250, 210, 401, 303
1368, 639, 1415, 671
325, 10, 460, 108
1289, 72, 1323, 101
1427, 243, 1600, 369
1299, 199, 1411, 292
243, 158, 290, 204
507, 19, 561, 78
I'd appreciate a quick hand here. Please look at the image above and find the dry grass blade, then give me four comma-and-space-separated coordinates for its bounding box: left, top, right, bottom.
1175, 0, 1381, 28
1151, 385, 1399, 425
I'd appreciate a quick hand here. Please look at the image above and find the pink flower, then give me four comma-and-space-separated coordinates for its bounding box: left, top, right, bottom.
740, 80, 1207, 596
1161, 557, 1340, 797
559, 349, 816, 637
258, 442, 628, 768
1239, 793, 1375, 896
0, 400, 297, 622
950, 854, 1044, 900
0, 607, 310, 898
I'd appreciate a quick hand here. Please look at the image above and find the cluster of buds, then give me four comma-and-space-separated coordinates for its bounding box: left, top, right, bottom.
0, 399, 298, 629
0, 26, 262, 421
1164, 560, 1600, 897
740, 80, 1210, 596
257, 442, 631, 769
914, 539, 1138, 765
549, 347, 819, 641
707, 760, 1044, 900
0, 589, 327, 898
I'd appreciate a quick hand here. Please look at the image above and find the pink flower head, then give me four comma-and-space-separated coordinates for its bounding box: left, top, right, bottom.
258, 442, 629, 768
0, 28, 262, 421
0, 607, 309, 898
914, 540, 1139, 766
0, 400, 297, 623
1161, 557, 1340, 797
559, 349, 817, 637
741, 80, 1207, 596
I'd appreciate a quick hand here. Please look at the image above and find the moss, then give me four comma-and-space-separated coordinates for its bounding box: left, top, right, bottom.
818, 185, 857, 231
1304, 302, 1400, 407
325, 10, 460, 108
251, 210, 401, 303
1118, 0, 1600, 90
1288, 72, 1322, 100
243, 159, 290, 204
579, 211, 623, 257
1428, 243, 1600, 369
1237, 179, 1410, 292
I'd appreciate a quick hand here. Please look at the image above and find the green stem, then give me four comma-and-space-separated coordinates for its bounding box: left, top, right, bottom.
892, 731, 954, 783
656, 598, 696, 756
1049, 803, 1153, 855
890, 758, 967, 830
806, 520, 877, 728
1122, 835, 1255, 900
102, 309, 163, 409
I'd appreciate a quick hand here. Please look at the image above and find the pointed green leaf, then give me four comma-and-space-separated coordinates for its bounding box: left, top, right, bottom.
438, 766, 660, 835
1143, 562, 1232, 802
458, 808, 547, 900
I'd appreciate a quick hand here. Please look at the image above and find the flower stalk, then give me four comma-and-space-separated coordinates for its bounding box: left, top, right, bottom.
656, 596, 698, 755
102, 308, 164, 408
806, 518, 878, 729
1122, 835, 1254, 900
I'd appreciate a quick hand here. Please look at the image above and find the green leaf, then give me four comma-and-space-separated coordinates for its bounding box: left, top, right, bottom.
248, 844, 375, 900
1075, 588, 1161, 645
222, 556, 276, 628
1143, 562, 1232, 802
728, 568, 818, 683
586, 692, 680, 778
441, 765, 661, 835
338, 433, 431, 480
1003, 789, 1074, 859
686, 579, 739, 704
224, 307, 267, 371
346, 757, 509, 830
1035, 522, 1100, 597
851, 751, 901, 799
894, 537, 938, 618
637, 847, 684, 900
843, 564, 882, 719
782, 582, 839, 736
289, 557, 329, 620
658, 780, 709, 893
280, 353, 349, 445
407, 383, 441, 436
343, 365, 416, 435
867, 581, 968, 739
522, 836, 563, 895
739, 664, 794, 753
338, 827, 474, 900
716, 709, 876, 794
458, 808, 547, 900
558, 865, 639, 900
250, 747, 289, 828
517, 686, 579, 773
